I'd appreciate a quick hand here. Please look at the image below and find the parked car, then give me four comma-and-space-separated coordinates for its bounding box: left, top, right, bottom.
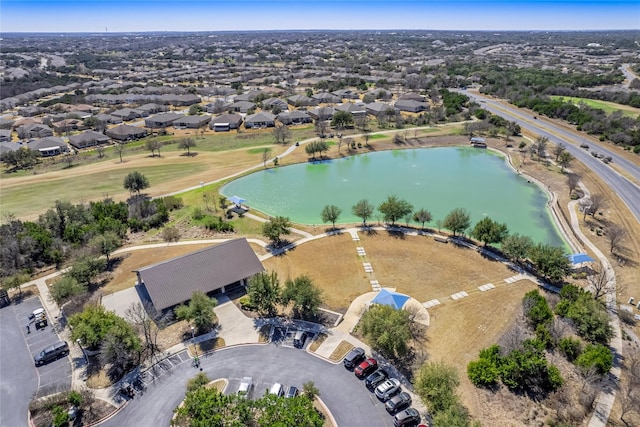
293, 331, 307, 349
385, 392, 412, 414
34, 341, 69, 366
269, 383, 284, 397
354, 357, 378, 378
285, 386, 299, 398
374, 378, 401, 401
343, 347, 365, 369
365, 368, 389, 391
393, 408, 421, 426
238, 377, 253, 399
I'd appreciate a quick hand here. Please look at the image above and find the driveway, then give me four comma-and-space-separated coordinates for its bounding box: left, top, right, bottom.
0, 296, 72, 427
101, 344, 402, 427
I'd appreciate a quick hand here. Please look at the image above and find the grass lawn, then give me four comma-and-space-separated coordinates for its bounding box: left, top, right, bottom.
550, 95, 640, 118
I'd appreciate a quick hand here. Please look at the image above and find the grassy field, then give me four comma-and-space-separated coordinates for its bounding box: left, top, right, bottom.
550, 95, 640, 118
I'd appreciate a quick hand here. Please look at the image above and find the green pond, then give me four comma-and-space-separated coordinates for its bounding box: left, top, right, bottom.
221, 146, 567, 248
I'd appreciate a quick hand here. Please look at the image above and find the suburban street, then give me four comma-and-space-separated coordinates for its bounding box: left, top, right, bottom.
459, 89, 640, 223
102, 344, 395, 427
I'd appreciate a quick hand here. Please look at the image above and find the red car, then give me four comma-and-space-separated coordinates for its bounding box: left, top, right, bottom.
354, 357, 378, 378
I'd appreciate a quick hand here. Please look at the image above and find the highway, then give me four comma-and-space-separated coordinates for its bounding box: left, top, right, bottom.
458, 89, 640, 224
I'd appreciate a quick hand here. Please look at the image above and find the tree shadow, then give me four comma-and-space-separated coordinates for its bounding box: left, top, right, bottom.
361, 226, 377, 236
386, 228, 406, 239
180, 152, 199, 157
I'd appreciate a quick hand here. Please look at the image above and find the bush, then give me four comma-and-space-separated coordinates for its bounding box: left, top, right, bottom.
559, 337, 582, 361
535, 324, 554, 349
467, 358, 499, 387
523, 290, 553, 327
67, 390, 83, 407
204, 216, 235, 232
192, 207, 205, 220
52, 405, 69, 427
50, 276, 86, 304
161, 195, 183, 211
576, 344, 613, 375
186, 373, 210, 392
238, 296, 256, 311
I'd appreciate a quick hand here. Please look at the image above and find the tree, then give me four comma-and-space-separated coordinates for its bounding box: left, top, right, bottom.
359, 304, 412, 359
320, 205, 342, 229
378, 195, 413, 225
49, 276, 86, 304
415, 361, 461, 416
443, 208, 471, 237
314, 119, 328, 138
89, 231, 121, 263
125, 302, 165, 363
528, 243, 571, 283
522, 290, 553, 327
587, 268, 613, 300
471, 217, 509, 247
2, 273, 31, 297
272, 124, 291, 144
178, 137, 196, 156
567, 173, 581, 197
534, 136, 548, 160
352, 199, 374, 226
114, 142, 126, 163
558, 150, 573, 171
501, 233, 534, 262
123, 171, 150, 196
160, 226, 181, 242
262, 216, 292, 246
553, 143, 566, 161
67, 255, 107, 287
261, 148, 271, 168
247, 271, 281, 316
281, 275, 323, 320
576, 344, 614, 375
331, 110, 354, 130
413, 208, 433, 229
70, 305, 131, 349
146, 139, 163, 157
606, 223, 627, 254
175, 291, 218, 334
583, 193, 605, 219
100, 319, 142, 379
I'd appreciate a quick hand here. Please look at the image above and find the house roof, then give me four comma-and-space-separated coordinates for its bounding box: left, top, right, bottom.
336, 103, 366, 114
26, 136, 67, 151
245, 112, 276, 123
211, 114, 243, 124
106, 124, 147, 137
68, 130, 111, 145
174, 115, 211, 125
134, 238, 265, 311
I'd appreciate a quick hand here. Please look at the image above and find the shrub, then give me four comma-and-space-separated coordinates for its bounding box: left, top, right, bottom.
49, 276, 86, 304
161, 195, 183, 211
52, 405, 69, 427
576, 344, 613, 375
186, 373, 210, 392
559, 337, 582, 361
192, 207, 205, 220
467, 358, 499, 387
535, 324, 554, 349
238, 296, 256, 311
67, 390, 83, 407
523, 290, 553, 327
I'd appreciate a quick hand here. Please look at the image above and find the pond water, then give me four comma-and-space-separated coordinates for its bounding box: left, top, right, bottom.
221, 146, 567, 248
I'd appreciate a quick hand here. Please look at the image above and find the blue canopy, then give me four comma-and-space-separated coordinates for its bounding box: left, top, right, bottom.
567, 253, 594, 265
228, 195, 246, 205
371, 289, 410, 310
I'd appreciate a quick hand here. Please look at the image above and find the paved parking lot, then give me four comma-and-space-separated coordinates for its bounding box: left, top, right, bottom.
271, 326, 314, 349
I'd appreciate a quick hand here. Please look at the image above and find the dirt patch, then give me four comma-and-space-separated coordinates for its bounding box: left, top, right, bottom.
156, 320, 191, 351
187, 338, 225, 356
258, 324, 271, 343
206, 379, 227, 393
308, 333, 328, 352
329, 341, 354, 362
85, 361, 113, 389
313, 398, 334, 427
29, 392, 115, 427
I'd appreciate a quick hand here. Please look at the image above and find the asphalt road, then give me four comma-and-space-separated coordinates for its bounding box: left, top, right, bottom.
0, 296, 72, 427
102, 344, 404, 427
459, 89, 640, 223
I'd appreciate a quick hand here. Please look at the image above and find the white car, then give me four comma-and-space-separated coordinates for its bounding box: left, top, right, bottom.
374, 378, 401, 401
238, 377, 253, 398
29, 308, 45, 320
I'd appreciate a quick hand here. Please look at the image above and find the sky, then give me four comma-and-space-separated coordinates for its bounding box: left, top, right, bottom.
0, 0, 638, 33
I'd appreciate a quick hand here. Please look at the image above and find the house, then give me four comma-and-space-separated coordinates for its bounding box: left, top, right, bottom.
333, 89, 360, 100
105, 124, 148, 141
144, 112, 183, 129
16, 123, 53, 139
228, 101, 256, 114
133, 239, 265, 312
173, 115, 211, 129
18, 106, 45, 117
262, 97, 289, 111
56, 103, 98, 115
235, 90, 265, 102
204, 100, 232, 114
312, 92, 341, 104
111, 108, 147, 121
210, 114, 243, 132
68, 130, 111, 149
308, 106, 335, 121
0, 118, 15, 130
365, 102, 399, 117
26, 136, 68, 157
245, 112, 276, 129
394, 99, 429, 113
51, 118, 86, 134
287, 94, 318, 107
277, 110, 312, 125
0, 129, 12, 143
397, 92, 426, 102
137, 103, 165, 115
93, 113, 122, 125
0, 141, 19, 155
336, 103, 367, 117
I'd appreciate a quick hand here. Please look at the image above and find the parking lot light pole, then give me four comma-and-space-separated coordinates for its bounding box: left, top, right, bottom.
76, 339, 88, 363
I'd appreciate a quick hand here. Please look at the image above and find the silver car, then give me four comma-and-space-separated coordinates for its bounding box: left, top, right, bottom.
374, 378, 401, 401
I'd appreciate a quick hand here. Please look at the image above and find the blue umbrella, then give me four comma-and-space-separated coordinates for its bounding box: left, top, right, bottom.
371, 289, 410, 310
228, 195, 246, 205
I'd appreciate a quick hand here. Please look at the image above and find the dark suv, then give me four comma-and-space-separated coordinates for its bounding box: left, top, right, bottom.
34, 341, 69, 366
365, 368, 388, 391
343, 347, 365, 369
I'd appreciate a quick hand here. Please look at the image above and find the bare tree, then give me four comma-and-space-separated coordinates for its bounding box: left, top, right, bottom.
125, 302, 166, 363
261, 148, 271, 168
588, 193, 605, 218
363, 129, 371, 146
567, 173, 581, 197
114, 142, 125, 163
314, 119, 328, 138
96, 146, 105, 159
336, 137, 344, 154
146, 139, 163, 157
272, 124, 290, 144
606, 223, 627, 254
619, 349, 640, 426
535, 136, 548, 160
587, 268, 613, 299
553, 143, 566, 161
